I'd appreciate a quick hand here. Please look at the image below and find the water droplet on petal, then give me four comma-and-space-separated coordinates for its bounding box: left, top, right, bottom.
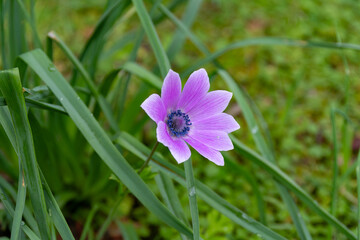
189, 187, 196, 196
251, 126, 258, 134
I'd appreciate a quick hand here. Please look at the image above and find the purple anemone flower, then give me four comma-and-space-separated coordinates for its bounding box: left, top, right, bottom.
141, 69, 240, 166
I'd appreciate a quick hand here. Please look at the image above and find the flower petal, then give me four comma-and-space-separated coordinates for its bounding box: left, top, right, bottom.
177, 68, 209, 113
161, 70, 182, 111
140, 94, 166, 123
188, 90, 232, 121
185, 137, 224, 166
156, 121, 191, 163
192, 113, 240, 133
188, 129, 233, 151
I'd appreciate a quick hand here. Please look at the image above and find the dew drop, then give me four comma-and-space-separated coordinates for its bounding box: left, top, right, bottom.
48, 64, 56, 72
20, 221, 25, 226
241, 213, 248, 220
256, 234, 263, 239
189, 187, 196, 197
251, 126, 258, 134
59, 97, 64, 101
77, 97, 80, 100
48, 208, 52, 217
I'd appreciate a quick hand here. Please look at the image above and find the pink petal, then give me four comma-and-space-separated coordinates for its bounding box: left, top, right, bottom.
156, 121, 191, 163
177, 68, 209, 113
140, 94, 166, 123
185, 137, 224, 166
192, 113, 240, 133
161, 70, 182, 111
188, 90, 232, 122
188, 129, 233, 151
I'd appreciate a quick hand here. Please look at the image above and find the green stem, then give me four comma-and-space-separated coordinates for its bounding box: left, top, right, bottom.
356, 150, 360, 240
184, 158, 200, 240
138, 141, 159, 174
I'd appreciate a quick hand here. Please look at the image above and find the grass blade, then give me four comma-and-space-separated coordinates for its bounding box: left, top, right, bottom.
14, 0, 42, 48
218, 69, 312, 240
39, 170, 75, 240
184, 159, 200, 240
166, 0, 202, 61
231, 136, 356, 240
182, 38, 360, 77
0, 0, 7, 68
224, 152, 267, 224
19, 49, 193, 238
132, 0, 170, 77
117, 132, 287, 240
0, 185, 40, 240
79, 205, 99, 240
8, 0, 27, 67
0, 96, 67, 115
78, 0, 131, 78
357, 150, 360, 240
0, 68, 50, 239
330, 107, 339, 217
47, 31, 118, 131
155, 172, 189, 226
10, 168, 26, 240
116, 220, 139, 240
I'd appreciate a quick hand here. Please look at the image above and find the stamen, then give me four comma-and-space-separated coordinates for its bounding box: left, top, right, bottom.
166, 110, 192, 137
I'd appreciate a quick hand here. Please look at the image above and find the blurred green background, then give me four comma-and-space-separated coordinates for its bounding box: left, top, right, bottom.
1, 0, 360, 239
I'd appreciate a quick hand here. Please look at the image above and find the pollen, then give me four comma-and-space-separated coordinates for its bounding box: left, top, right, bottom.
166, 110, 192, 137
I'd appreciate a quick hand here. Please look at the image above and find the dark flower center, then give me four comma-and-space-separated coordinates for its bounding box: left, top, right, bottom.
166, 110, 192, 137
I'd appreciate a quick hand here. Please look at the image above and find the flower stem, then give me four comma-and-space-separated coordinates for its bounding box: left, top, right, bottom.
138, 141, 159, 174
184, 158, 200, 240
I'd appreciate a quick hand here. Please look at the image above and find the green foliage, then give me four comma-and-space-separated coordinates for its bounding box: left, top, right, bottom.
0, 0, 360, 239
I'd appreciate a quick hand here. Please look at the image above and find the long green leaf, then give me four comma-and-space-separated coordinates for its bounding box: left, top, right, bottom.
117, 132, 287, 240
330, 107, 339, 217
0, 68, 49, 239
10, 168, 26, 240
231, 136, 356, 240
39, 170, 75, 240
356, 150, 360, 240
166, 0, 202, 61
78, 0, 131, 78
182, 38, 360, 77
47, 31, 118, 131
132, 0, 170, 77
218, 69, 311, 240
0, 96, 67, 114
184, 159, 200, 240
0, 185, 40, 240
19, 49, 193, 238
8, 0, 27, 67
0, 0, 7, 68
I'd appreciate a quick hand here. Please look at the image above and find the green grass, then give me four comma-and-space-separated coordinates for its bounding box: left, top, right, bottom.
1, 0, 360, 239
